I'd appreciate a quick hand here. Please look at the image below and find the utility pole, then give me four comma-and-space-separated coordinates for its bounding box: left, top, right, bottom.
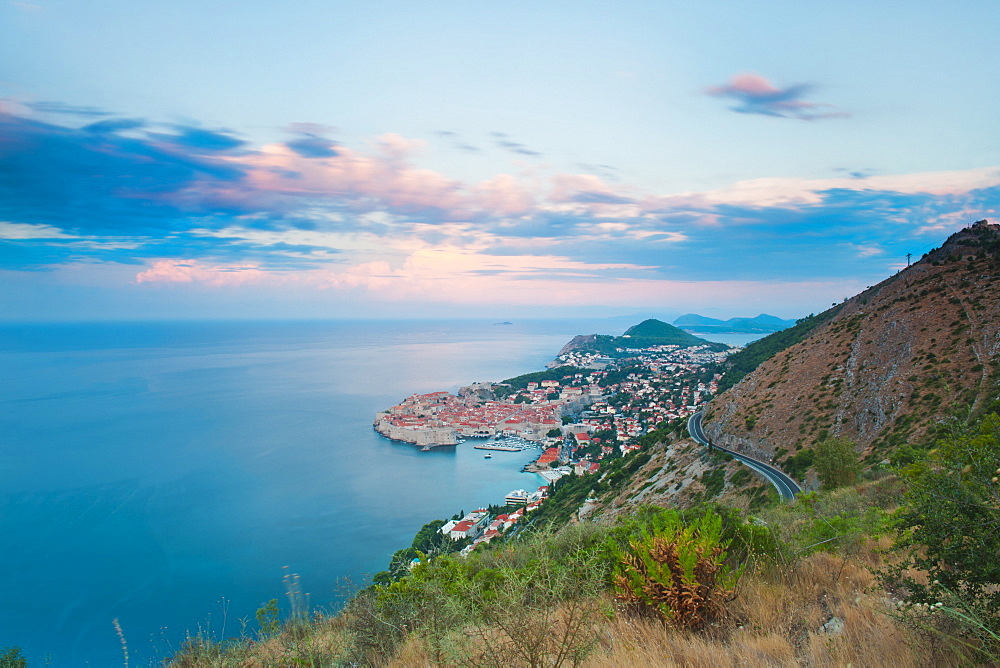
906, 252, 912, 267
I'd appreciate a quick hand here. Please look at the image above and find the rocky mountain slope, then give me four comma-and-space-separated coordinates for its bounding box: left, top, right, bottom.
703, 220, 1000, 476
582, 220, 1000, 515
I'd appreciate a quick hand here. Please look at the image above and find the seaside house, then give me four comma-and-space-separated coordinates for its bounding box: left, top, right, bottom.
448, 520, 476, 540
440, 510, 490, 541
505, 489, 530, 505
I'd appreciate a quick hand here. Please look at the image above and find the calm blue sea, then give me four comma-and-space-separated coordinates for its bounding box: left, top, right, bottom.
0, 319, 629, 666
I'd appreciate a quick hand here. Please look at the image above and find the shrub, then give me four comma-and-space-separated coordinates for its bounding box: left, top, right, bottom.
613, 508, 741, 629
345, 523, 612, 666
255, 598, 280, 637
451, 555, 607, 667
813, 436, 859, 488
796, 508, 884, 556
783, 448, 815, 480
883, 413, 1000, 656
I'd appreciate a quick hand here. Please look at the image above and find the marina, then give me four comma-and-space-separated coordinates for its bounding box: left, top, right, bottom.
474, 443, 528, 452
473, 436, 541, 452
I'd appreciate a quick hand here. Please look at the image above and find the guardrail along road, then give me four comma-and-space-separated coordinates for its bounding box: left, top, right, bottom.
687, 411, 801, 501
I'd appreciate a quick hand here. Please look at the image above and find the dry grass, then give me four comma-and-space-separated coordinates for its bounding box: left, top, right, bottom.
380, 550, 942, 668
170, 615, 352, 667
174, 538, 976, 667
585, 550, 930, 667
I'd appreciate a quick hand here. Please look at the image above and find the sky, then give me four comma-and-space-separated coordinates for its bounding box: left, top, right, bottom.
1, 0, 998, 321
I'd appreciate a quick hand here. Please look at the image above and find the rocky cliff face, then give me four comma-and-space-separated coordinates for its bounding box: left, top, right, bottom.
458, 382, 497, 402
557, 334, 601, 356
703, 221, 1000, 469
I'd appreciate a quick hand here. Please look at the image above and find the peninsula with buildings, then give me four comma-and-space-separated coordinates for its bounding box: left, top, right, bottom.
373, 379, 591, 447
374, 319, 737, 452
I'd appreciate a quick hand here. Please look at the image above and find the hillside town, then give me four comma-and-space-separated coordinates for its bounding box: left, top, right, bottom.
373, 390, 568, 446
376, 341, 736, 555
374, 342, 730, 449
438, 488, 549, 556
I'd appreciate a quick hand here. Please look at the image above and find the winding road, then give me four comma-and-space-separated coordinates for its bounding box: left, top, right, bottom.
687, 411, 801, 501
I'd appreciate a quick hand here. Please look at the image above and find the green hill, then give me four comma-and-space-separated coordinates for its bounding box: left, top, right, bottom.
560, 319, 728, 357
623, 318, 702, 342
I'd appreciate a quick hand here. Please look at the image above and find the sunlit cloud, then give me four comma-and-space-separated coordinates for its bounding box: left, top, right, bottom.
649, 166, 1000, 209
846, 243, 884, 258
135, 259, 272, 286
130, 250, 864, 315
0, 221, 79, 239
472, 174, 536, 216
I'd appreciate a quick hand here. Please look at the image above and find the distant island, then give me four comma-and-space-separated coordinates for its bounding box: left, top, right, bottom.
672, 313, 796, 335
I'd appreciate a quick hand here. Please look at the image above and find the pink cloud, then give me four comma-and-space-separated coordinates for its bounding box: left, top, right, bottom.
134, 250, 655, 295
705, 72, 849, 120
131, 249, 872, 317
376, 133, 426, 161
135, 259, 272, 286
473, 174, 535, 216
549, 174, 620, 203
209, 141, 646, 225
710, 73, 781, 97
234, 144, 472, 219
635, 167, 1000, 213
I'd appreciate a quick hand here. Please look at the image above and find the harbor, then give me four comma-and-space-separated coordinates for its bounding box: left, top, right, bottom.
474, 443, 523, 451
473, 438, 537, 452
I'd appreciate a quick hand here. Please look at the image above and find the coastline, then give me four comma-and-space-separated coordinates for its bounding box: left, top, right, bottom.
365, 325, 738, 571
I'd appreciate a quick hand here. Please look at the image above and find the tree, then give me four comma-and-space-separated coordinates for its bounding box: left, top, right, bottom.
255, 599, 281, 637
885, 413, 1000, 650
813, 436, 859, 488
0, 647, 27, 668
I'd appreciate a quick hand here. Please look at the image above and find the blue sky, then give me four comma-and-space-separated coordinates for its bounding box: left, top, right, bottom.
1, 0, 998, 320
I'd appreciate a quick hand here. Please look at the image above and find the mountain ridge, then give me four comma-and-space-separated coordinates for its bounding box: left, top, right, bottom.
702, 219, 1000, 478
585, 220, 1000, 515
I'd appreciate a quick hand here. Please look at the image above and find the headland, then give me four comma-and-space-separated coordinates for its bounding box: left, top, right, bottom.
375, 321, 736, 461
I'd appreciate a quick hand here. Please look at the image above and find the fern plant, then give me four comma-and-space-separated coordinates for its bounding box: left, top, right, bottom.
613, 509, 741, 630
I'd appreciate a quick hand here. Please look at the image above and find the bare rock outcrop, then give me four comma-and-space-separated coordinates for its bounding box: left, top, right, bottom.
557, 334, 600, 356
